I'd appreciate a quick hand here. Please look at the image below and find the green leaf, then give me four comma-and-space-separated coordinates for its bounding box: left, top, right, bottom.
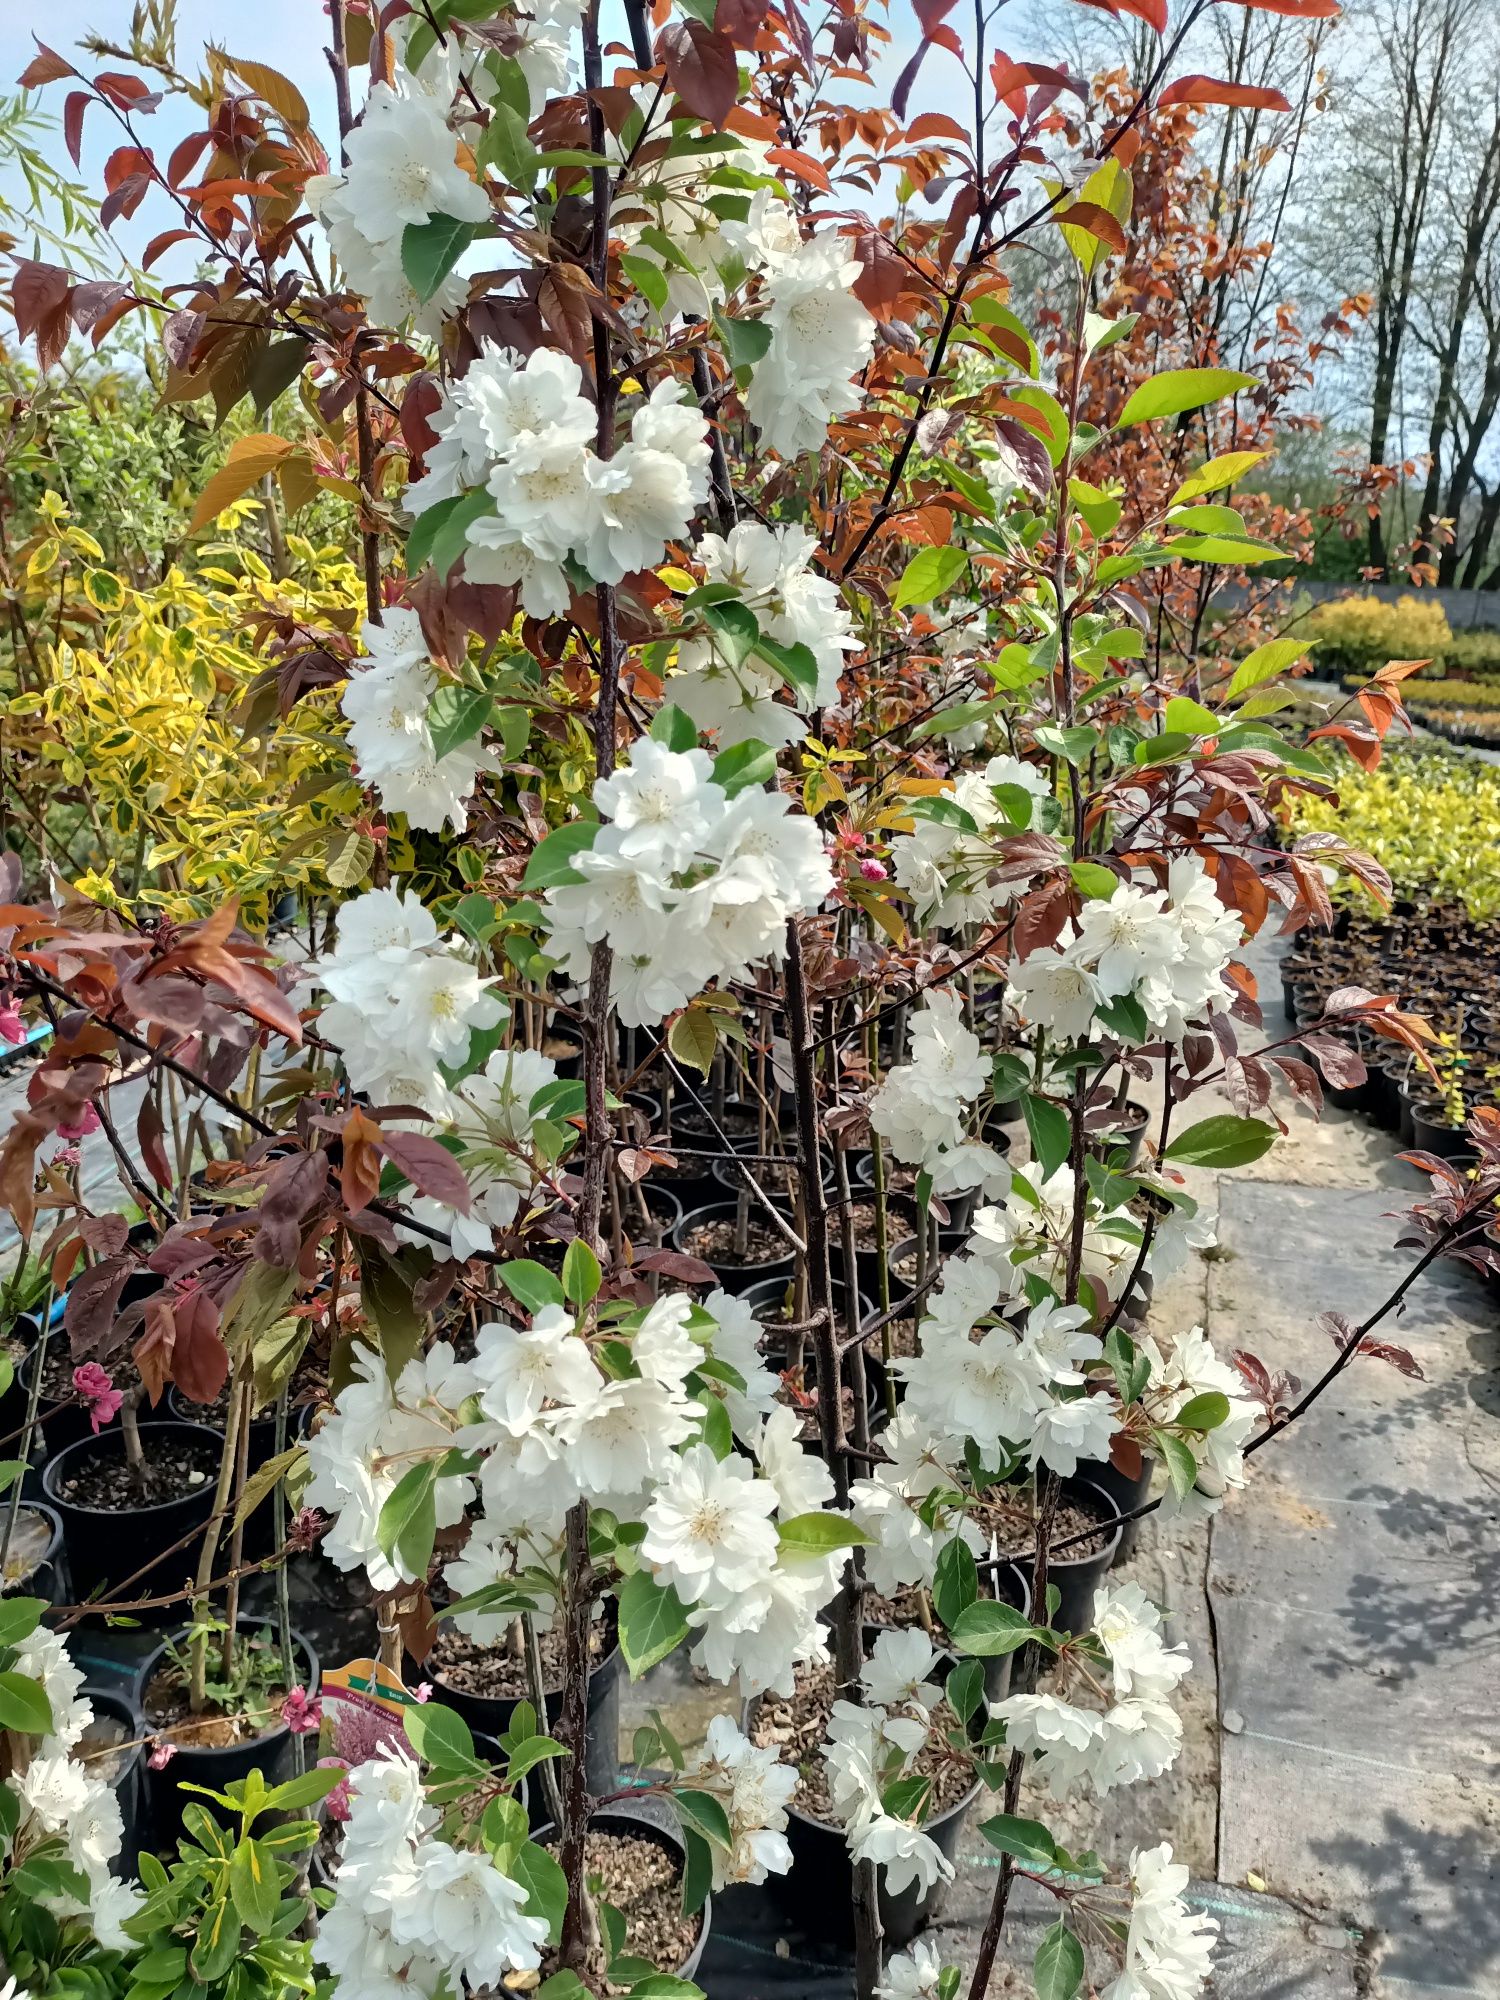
1093, 992, 1148, 1044
949, 1600, 1034, 1657
0, 1669, 52, 1735
776, 1511, 874, 1556
621, 250, 670, 312
1155, 1429, 1200, 1500
893, 544, 968, 611
562, 1238, 601, 1307
0, 1597, 44, 1648
513, 1839, 569, 1944
1068, 860, 1117, 900
538, 1976, 590, 2000
259, 1764, 345, 1814
523, 820, 599, 888
1103, 1327, 1149, 1405
1166, 531, 1284, 566
428, 684, 492, 761
1033, 1919, 1085, 2000
674, 1789, 733, 1849
228, 1837, 279, 1936
1116, 367, 1256, 429
505, 1735, 569, 1783
617, 1570, 690, 1678
1162, 695, 1219, 736
667, 1008, 718, 1076
1175, 1390, 1230, 1432
375, 1461, 438, 1581
980, 1812, 1057, 1868
712, 737, 777, 796
1170, 448, 1269, 505
1163, 1114, 1276, 1169
932, 1535, 979, 1630
499, 1259, 568, 1313
702, 598, 759, 663
1033, 723, 1097, 766
946, 1656, 985, 1725
404, 484, 499, 582
713, 309, 772, 373
191, 1894, 241, 1985
1225, 637, 1310, 700
405, 1699, 478, 1770
698, 1391, 734, 1462
650, 702, 700, 751
680, 1825, 713, 1916
401, 213, 481, 303
476, 101, 538, 189
752, 632, 819, 704
1022, 1093, 1071, 1181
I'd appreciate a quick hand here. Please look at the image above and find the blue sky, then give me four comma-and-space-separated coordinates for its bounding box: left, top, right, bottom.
0, 0, 1023, 281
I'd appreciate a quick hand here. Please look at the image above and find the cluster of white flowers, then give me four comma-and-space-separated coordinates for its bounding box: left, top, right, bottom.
391, 1044, 558, 1259
890, 754, 1051, 930
5, 1625, 141, 1950
969, 1158, 1142, 1304
542, 740, 832, 1026
876, 1939, 947, 1999
993, 1580, 1189, 1800
614, 129, 791, 320
307, 1291, 845, 1696
1142, 1326, 1258, 1518
316, 1745, 546, 1997
406, 348, 710, 615
307, 80, 489, 332
672, 522, 858, 746
1008, 856, 1243, 1045
849, 1407, 985, 1599
683, 1714, 798, 1888
868, 990, 1009, 1198
821, 1629, 959, 1899
312, 887, 505, 1114
341, 610, 495, 834
1104, 1843, 1218, 2000
744, 228, 876, 459
394, 0, 586, 114
899, 1258, 1118, 1479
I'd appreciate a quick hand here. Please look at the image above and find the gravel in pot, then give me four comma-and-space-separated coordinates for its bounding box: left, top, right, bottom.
672, 1200, 796, 1297
536, 1802, 710, 1988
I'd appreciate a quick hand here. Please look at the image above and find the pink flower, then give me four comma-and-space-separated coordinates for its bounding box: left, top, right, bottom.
318, 1757, 352, 1821
73, 1362, 123, 1434
57, 1104, 100, 1140
0, 1006, 23, 1046
53, 1146, 81, 1169
148, 1739, 177, 1771
281, 1687, 322, 1735
412, 1681, 432, 1703
859, 858, 888, 881
286, 1507, 326, 1552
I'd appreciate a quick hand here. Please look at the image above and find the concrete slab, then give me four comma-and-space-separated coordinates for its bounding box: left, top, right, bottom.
1208, 1180, 1500, 2000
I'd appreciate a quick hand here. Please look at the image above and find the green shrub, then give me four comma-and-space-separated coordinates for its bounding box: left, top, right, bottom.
1437, 628, 1500, 678
1301, 593, 1452, 676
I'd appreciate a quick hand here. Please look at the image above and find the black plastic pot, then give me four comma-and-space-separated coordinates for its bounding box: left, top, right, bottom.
407, 1606, 623, 1804
710, 1153, 805, 1205
3, 1499, 63, 1600
748, 1284, 889, 1440
135, 1618, 318, 1837
535, 1802, 711, 1981
1409, 1101, 1474, 1160
990, 1473, 1122, 1638
1088, 1100, 1151, 1171
618, 1181, 684, 1246
166, 1383, 279, 1469
78, 1685, 145, 1869
42, 1420, 222, 1610
672, 1200, 796, 1297
1086, 1449, 1155, 1566
747, 1631, 979, 1949
1397, 1087, 1418, 1149
743, 1274, 872, 1338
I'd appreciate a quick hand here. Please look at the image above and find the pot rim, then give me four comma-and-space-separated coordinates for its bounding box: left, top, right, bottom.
134, 1616, 318, 1761
418, 1597, 622, 1704
41, 1419, 225, 1518
672, 1200, 797, 1275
